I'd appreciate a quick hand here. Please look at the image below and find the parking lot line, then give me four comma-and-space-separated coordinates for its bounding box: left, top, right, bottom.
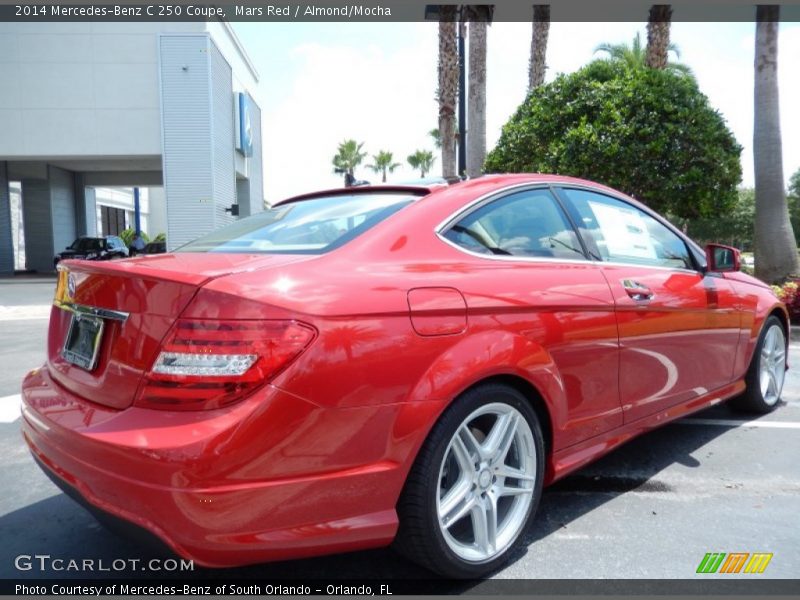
678, 417, 800, 429
0, 394, 22, 423
0, 305, 51, 321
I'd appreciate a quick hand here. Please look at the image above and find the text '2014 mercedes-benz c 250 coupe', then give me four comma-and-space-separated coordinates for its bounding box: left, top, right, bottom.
21, 175, 788, 577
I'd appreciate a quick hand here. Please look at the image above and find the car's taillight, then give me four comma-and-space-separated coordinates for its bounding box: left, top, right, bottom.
135, 319, 316, 411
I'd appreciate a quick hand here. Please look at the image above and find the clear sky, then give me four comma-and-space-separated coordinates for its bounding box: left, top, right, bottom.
231, 21, 800, 204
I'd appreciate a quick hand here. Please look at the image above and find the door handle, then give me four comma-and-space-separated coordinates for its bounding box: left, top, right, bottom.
622, 279, 654, 302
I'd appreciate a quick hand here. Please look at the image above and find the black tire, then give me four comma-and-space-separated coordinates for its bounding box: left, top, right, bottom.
730, 315, 787, 414
394, 383, 545, 578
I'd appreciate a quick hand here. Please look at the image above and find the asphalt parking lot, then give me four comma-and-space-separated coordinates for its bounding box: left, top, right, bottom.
1, 276, 798, 585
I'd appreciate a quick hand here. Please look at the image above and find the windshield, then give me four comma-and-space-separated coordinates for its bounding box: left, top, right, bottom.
69, 238, 103, 251
178, 192, 418, 254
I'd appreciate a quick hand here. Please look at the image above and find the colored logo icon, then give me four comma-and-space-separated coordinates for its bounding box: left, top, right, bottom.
697, 552, 773, 574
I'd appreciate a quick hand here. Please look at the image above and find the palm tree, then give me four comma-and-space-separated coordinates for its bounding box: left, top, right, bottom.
594, 32, 691, 76
429, 121, 460, 150
332, 139, 367, 178
528, 5, 550, 90
366, 150, 401, 183
408, 150, 436, 178
465, 5, 491, 178
429, 128, 442, 149
754, 5, 798, 282
645, 5, 672, 69
437, 5, 458, 178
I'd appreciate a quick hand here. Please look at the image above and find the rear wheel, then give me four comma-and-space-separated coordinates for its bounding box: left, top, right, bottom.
394, 383, 544, 578
731, 316, 787, 413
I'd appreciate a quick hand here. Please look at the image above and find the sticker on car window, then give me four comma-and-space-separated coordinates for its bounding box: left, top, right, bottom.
588, 201, 657, 260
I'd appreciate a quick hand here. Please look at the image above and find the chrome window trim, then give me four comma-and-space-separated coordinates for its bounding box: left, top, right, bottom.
434, 180, 704, 275
54, 300, 129, 323
437, 231, 700, 275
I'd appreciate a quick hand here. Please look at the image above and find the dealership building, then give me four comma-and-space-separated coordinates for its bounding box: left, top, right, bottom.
0, 20, 264, 274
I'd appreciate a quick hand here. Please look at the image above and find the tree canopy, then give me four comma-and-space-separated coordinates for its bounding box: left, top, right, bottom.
594, 32, 692, 76
332, 139, 367, 176
408, 150, 436, 177
367, 150, 401, 183
484, 61, 743, 219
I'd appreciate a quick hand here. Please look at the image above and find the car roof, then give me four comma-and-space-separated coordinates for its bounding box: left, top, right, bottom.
271, 174, 628, 208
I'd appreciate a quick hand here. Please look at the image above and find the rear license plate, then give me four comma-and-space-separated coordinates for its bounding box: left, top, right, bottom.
62, 314, 104, 371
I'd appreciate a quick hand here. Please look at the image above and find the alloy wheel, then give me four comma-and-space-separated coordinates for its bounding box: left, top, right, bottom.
436, 402, 536, 563
759, 324, 786, 406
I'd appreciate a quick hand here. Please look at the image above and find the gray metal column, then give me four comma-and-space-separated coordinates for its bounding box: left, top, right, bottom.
83, 186, 97, 237
0, 162, 13, 275
74, 175, 97, 237
236, 178, 251, 217
22, 166, 77, 273
21, 177, 53, 272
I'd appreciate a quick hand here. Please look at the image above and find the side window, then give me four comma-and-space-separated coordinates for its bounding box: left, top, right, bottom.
443, 188, 585, 260
559, 188, 693, 270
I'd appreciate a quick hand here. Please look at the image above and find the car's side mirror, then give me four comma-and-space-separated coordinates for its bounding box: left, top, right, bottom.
705, 243, 740, 273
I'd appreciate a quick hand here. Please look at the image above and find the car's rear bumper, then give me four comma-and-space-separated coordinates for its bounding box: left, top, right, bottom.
21, 367, 402, 567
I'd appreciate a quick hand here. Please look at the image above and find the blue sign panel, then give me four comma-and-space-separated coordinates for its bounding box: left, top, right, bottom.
238, 92, 254, 157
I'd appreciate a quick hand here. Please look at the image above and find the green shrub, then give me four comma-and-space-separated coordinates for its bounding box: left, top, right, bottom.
118, 228, 149, 247
485, 61, 742, 220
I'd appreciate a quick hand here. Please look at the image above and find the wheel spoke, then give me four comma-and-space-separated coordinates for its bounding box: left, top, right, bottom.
767, 369, 778, 397
764, 328, 776, 354
773, 346, 785, 367
761, 345, 771, 365
470, 497, 497, 555
760, 370, 770, 397
451, 433, 476, 474
440, 485, 474, 529
484, 412, 519, 465
495, 465, 536, 481
458, 425, 484, 463
496, 482, 534, 498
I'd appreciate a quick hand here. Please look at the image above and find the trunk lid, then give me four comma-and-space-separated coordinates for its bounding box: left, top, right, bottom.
48, 253, 312, 409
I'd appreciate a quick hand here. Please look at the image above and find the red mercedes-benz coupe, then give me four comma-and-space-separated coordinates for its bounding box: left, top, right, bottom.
21, 175, 788, 577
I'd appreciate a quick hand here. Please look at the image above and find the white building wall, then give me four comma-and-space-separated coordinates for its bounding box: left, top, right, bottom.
159, 34, 215, 249
0, 22, 204, 158
147, 187, 168, 239
210, 43, 236, 229
1, 22, 264, 266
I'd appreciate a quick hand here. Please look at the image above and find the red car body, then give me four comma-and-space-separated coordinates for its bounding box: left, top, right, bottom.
21, 175, 787, 568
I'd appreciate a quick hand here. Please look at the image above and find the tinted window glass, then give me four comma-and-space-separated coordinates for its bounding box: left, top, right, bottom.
178, 193, 418, 254
560, 188, 693, 269
443, 189, 584, 259
70, 238, 103, 252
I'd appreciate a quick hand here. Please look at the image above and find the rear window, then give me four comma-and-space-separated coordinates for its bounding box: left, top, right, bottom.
71, 238, 103, 251
178, 192, 418, 254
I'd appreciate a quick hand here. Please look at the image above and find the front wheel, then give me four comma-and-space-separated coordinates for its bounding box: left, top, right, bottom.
394, 383, 545, 578
731, 315, 787, 413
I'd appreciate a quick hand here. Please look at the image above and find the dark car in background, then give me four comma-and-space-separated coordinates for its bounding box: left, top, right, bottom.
53, 236, 129, 267
141, 241, 166, 255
